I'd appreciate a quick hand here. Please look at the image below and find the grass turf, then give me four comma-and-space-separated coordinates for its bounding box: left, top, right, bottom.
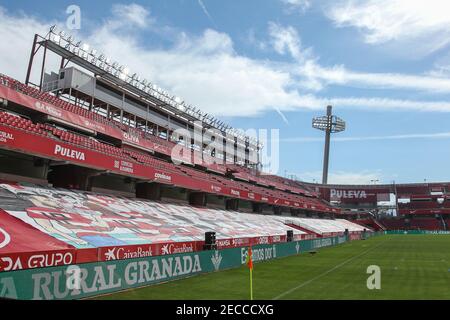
93, 235, 450, 300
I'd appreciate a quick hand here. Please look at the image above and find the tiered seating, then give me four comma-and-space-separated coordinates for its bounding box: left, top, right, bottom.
399, 201, 441, 209
0, 111, 46, 136
380, 217, 444, 231
276, 217, 368, 236
408, 218, 443, 230
145, 132, 177, 150
353, 218, 386, 231
1, 75, 112, 126
123, 148, 180, 173
0, 75, 338, 213
0, 182, 305, 248
379, 219, 406, 230
50, 127, 131, 159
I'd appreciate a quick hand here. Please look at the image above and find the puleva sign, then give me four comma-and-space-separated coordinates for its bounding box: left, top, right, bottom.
330, 189, 367, 199
0, 236, 351, 300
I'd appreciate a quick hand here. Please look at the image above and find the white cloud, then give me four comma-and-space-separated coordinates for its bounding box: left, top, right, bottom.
111, 3, 151, 28
299, 170, 383, 184
301, 61, 450, 93
87, 28, 309, 117
326, 0, 450, 54
268, 22, 312, 62
269, 23, 450, 94
0, 7, 57, 81
2, 4, 450, 121
281, 0, 311, 13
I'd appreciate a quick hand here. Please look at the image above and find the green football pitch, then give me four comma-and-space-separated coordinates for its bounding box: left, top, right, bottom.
93, 235, 450, 300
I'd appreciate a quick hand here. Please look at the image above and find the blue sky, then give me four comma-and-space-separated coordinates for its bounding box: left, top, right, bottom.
1, 0, 450, 184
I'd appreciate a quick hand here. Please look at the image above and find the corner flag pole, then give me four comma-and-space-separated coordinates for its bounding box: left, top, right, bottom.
246, 246, 254, 300
250, 266, 253, 300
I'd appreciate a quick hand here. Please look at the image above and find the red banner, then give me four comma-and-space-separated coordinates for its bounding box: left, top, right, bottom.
399, 208, 450, 215
0, 120, 333, 212
216, 235, 289, 249
0, 86, 123, 139
0, 210, 76, 272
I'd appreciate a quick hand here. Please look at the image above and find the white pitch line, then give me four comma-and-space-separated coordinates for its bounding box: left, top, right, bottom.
272, 241, 387, 300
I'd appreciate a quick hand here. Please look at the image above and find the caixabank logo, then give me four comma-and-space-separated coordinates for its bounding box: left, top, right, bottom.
104, 246, 153, 261
160, 243, 195, 255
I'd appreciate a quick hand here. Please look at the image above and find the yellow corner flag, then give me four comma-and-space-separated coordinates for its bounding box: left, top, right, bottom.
245, 246, 253, 300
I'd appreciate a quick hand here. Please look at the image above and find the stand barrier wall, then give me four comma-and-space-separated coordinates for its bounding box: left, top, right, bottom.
0, 233, 382, 300
385, 230, 450, 235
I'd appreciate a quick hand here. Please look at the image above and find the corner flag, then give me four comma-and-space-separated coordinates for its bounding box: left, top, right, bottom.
246, 246, 253, 270
245, 246, 253, 300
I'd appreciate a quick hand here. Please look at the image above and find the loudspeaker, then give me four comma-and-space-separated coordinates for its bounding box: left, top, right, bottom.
287, 230, 294, 242
204, 231, 217, 250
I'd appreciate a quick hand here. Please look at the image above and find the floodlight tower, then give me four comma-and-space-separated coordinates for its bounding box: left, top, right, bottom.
312, 105, 346, 184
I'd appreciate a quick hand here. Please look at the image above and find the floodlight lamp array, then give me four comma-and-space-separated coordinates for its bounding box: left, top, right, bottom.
47, 26, 260, 148
312, 115, 346, 133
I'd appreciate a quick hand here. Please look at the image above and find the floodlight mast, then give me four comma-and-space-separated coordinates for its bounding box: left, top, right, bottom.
312, 105, 346, 184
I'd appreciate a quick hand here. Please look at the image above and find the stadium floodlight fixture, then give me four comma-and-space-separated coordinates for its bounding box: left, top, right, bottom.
312, 105, 346, 185
52, 34, 61, 43
312, 115, 346, 134
119, 72, 127, 81
82, 43, 90, 52
71, 46, 79, 55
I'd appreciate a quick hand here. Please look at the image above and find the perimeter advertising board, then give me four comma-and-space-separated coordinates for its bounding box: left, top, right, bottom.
0, 236, 349, 300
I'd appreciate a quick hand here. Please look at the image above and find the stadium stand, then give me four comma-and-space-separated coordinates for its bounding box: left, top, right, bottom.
379, 218, 406, 230
2, 73, 449, 234
408, 218, 443, 231
0, 181, 307, 249
0, 109, 329, 209
275, 216, 368, 237
0, 73, 338, 213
